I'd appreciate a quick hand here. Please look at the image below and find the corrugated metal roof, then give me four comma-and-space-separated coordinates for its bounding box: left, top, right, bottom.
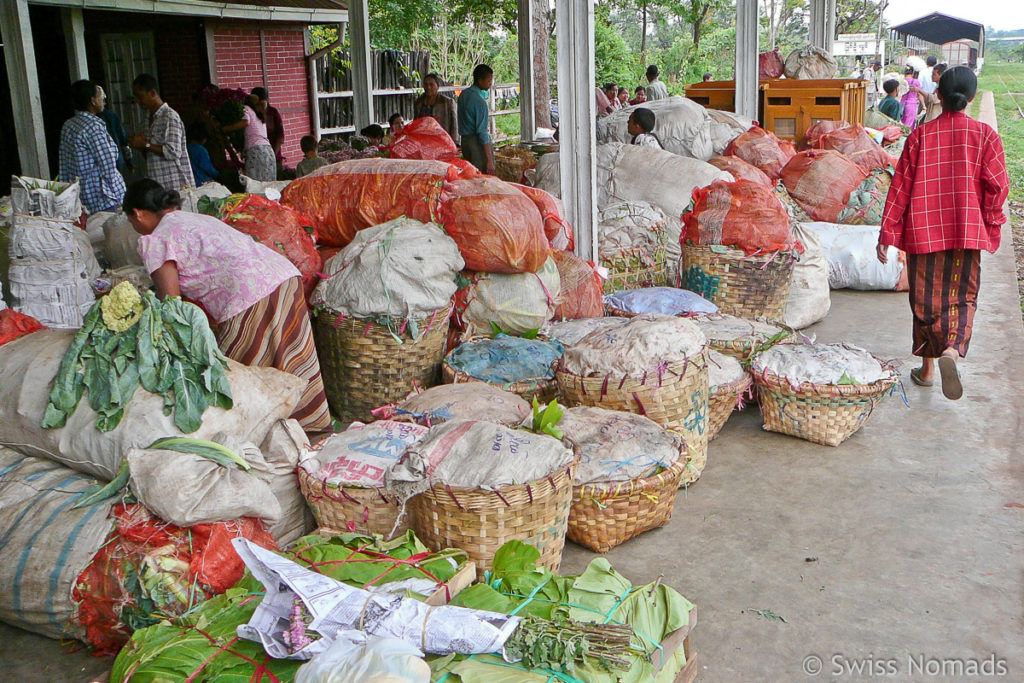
891, 12, 985, 47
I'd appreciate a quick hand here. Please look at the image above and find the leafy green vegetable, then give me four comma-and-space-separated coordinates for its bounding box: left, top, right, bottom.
146, 437, 251, 471
530, 398, 565, 440
42, 293, 232, 433
72, 459, 130, 509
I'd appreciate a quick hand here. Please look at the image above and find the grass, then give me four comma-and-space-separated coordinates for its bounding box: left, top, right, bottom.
974, 60, 1024, 203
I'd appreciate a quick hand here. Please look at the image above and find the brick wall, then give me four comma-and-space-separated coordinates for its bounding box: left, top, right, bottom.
213, 25, 311, 167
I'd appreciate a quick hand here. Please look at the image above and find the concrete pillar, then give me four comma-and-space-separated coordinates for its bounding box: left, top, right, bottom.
61, 8, 88, 81
2, 0, 49, 178
348, 0, 374, 130
556, 0, 597, 262
517, 0, 536, 142
809, 0, 836, 53
734, 0, 759, 121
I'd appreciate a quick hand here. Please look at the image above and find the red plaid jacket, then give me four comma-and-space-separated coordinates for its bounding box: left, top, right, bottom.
880, 111, 1009, 254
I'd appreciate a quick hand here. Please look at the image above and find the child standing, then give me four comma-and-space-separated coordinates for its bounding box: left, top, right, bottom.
295, 135, 329, 178
627, 108, 663, 149
878, 66, 1009, 400
877, 79, 903, 122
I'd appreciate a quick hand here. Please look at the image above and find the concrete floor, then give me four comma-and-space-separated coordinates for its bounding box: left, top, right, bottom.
3, 100, 1022, 682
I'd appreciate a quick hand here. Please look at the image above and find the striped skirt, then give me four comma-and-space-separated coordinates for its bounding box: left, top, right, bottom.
907, 249, 981, 359
216, 277, 332, 432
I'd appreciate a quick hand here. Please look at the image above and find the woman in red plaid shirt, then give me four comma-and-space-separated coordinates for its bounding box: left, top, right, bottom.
878, 66, 1010, 400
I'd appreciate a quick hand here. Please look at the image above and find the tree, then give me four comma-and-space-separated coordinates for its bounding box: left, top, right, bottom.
677, 0, 729, 51
532, 0, 554, 128
835, 0, 886, 35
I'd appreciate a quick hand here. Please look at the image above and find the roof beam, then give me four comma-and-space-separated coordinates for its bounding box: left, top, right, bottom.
26, 0, 348, 23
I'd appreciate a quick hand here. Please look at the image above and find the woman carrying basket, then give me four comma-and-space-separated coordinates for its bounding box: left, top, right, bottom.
877, 66, 1009, 400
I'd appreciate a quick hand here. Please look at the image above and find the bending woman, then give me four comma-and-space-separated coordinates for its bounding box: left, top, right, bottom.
124, 179, 331, 431
878, 66, 1009, 400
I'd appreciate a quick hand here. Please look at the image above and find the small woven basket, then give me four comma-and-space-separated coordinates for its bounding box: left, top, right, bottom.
600, 245, 675, 294
298, 467, 409, 539
314, 306, 450, 425
568, 455, 687, 553
555, 349, 710, 479
441, 361, 558, 404
407, 459, 578, 579
494, 147, 537, 183
754, 363, 897, 447
681, 244, 796, 322
707, 373, 754, 442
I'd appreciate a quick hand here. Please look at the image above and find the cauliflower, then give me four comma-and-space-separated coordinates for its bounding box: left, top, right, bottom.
100, 280, 144, 332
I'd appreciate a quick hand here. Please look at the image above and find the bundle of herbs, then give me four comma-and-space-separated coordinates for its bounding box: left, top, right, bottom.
42, 283, 232, 433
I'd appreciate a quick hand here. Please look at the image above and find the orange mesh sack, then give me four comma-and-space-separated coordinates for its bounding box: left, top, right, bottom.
440, 176, 549, 274
387, 116, 458, 161
724, 126, 795, 180
803, 120, 849, 149
512, 183, 575, 251
0, 309, 44, 347
683, 179, 795, 254
781, 150, 869, 223
551, 249, 603, 320
281, 158, 457, 248
817, 124, 896, 173
219, 194, 322, 297
708, 155, 774, 187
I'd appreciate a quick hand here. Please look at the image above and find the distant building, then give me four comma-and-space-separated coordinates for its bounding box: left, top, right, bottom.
890, 12, 985, 70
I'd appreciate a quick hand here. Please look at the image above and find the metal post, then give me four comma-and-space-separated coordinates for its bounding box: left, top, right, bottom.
2, 0, 49, 178
556, 0, 597, 262
348, 0, 374, 130
61, 8, 89, 81
809, 0, 835, 53
734, 0, 758, 121
517, 0, 536, 142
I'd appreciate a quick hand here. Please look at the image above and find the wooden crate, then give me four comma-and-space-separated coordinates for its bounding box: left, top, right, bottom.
760, 78, 866, 147
683, 80, 739, 112
655, 605, 698, 683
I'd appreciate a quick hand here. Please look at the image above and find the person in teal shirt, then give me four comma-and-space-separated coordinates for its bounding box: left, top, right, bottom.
457, 64, 494, 174
877, 79, 903, 123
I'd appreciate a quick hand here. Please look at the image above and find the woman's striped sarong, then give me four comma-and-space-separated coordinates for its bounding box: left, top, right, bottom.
906, 249, 981, 359
216, 276, 331, 432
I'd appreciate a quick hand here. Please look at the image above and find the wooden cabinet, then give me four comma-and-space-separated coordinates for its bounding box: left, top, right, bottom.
760, 78, 866, 146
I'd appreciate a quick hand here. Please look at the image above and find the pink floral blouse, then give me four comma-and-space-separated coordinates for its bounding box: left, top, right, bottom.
138, 210, 299, 322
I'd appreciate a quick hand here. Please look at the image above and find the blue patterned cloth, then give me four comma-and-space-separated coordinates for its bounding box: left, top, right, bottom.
58, 111, 126, 213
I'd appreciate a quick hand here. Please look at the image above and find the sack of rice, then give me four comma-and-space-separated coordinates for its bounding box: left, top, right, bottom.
391, 382, 531, 427
560, 314, 705, 380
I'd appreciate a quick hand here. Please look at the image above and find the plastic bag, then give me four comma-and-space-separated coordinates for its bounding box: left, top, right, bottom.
0, 309, 43, 347
759, 49, 785, 79
780, 150, 868, 223
446, 334, 565, 385
295, 632, 430, 683
707, 155, 773, 187
783, 222, 831, 329
784, 46, 838, 80
551, 249, 603, 320
281, 159, 457, 248
440, 177, 549, 273
512, 183, 574, 250
388, 117, 458, 161
453, 256, 561, 336
816, 124, 895, 173
724, 126, 795, 180
683, 179, 796, 254
800, 221, 904, 290
603, 287, 718, 316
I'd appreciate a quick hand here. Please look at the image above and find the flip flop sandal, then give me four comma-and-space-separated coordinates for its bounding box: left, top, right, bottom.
938, 355, 963, 400
909, 368, 933, 387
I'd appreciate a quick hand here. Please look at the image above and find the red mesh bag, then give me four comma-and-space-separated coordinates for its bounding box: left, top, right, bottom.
447, 157, 483, 179
73, 504, 277, 654
0, 309, 44, 347
724, 126, 795, 180
511, 183, 575, 251
220, 194, 322, 297
759, 49, 785, 79
281, 158, 457, 248
780, 150, 869, 223
551, 249, 602, 320
803, 120, 849, 149
439, 177, 549, 273
388, 116, 458, 161
880, 125, 902, 145
817, 124, 896, 172
682, 179, 796, 255
707, 155, 774, 187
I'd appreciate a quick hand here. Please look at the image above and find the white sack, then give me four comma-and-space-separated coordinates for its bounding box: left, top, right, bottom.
558, 407, 683, 484
395, 383, 531, 427
462, 255, 560, 336
259, 419, 315, 545
312, 218, 463, 320
784, 222, 831, 329
299, 421, 429, 488
530, 144, 622, 205
543, 317, 629, 347
561, 314, 706, 379
179, 181, 233, 213
241, 174, 291, 201
295, 632, 430, 683
102, 212, 144, 269
604, 145, 732, 220
708, 350, 746, 389
0, 329, 306, 481
784, 46, 839, 80
801, 222, 903, 290
706, 110, 755, 155
752, 342, 888, 386
598, 97, 716, 161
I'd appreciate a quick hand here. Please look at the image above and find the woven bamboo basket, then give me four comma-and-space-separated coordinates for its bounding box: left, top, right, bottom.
600, 245, 675, 294
441, 361, 558, 404
407, 459, 578, 579
568, 454, 687, 553
681, 244, 796, 322
314, 306, 450, 426
555, 349, 710, 478
707, 373, 754, 442
297, 467, 409, 539
754, 363, 897, 447
494, 147, 537, 183
691, 313, 791, 362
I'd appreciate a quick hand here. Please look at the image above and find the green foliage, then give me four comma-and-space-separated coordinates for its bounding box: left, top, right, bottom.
595, 8, 640, 87
531, 398, 565, 439
975, 59, 1024, 204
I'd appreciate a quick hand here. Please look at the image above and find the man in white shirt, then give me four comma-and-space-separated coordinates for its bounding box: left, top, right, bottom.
644, 65, 669, 101
919, 55, 938, 95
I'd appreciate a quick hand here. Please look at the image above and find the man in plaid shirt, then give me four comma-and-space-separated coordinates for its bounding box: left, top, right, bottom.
58, 80, 126, 214
128, 74, 195, 191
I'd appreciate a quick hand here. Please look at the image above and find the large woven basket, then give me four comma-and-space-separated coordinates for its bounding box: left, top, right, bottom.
314, 307, 450, 425
441, 361, 558, 404
681, 244, 796, 322
707, 373, 754, 442
691, 313, 791, 362
568, 455, 687, 553
407, 459, 578, 579
297, 467, 409, 539
555, 349, 710, 478
754, 364, 897, 447
494, 147, 537, 183
600, 245, 675, 294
